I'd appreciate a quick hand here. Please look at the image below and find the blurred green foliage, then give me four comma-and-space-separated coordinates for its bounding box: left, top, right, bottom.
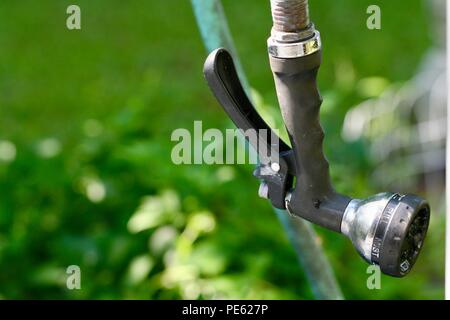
0, 0, 444, 299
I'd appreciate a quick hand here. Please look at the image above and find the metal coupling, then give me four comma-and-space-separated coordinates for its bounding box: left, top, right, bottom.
268, 0, 321, 59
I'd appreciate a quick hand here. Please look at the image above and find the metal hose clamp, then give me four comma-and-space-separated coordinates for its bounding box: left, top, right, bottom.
268, 30, 321, 59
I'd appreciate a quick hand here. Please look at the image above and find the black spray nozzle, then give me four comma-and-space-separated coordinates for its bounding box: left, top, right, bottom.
202, 47, 431, 277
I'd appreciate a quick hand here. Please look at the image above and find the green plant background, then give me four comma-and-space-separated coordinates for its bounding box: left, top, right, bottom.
0, 0, 445, 299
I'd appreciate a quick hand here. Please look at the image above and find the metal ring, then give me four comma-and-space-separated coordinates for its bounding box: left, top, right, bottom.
270, 24, 315, 43
370, 193, 402, 264
268, 30, 321, 59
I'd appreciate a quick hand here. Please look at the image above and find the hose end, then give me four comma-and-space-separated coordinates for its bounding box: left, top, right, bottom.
270, 0, 310, 33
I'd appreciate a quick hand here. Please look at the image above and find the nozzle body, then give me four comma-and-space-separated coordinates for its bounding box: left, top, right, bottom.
269, 51, 351, 232
267, 1, 431, 277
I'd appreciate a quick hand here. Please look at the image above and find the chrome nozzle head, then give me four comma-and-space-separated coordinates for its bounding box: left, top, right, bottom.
342, 193, 430, 277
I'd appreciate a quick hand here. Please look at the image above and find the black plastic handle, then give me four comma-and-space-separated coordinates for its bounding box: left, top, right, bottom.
204, 48, 294, 159
269, 51, 351, 231
203, 48, 294, 208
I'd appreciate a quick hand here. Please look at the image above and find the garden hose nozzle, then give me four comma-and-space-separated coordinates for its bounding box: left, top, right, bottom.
203, 0, 430, 277
342, 193, 430, 276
